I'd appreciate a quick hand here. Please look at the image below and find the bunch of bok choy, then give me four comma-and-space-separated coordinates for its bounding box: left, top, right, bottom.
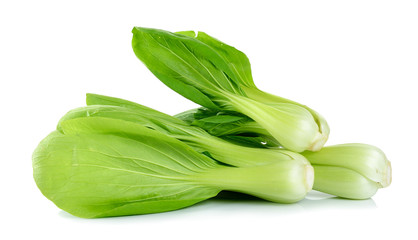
32, 26, 391, 218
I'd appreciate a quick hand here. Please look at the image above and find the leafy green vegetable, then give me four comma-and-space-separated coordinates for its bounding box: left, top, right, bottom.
174, 30, 330, 149
31, 25, 392, 218
33, 117, 313, 218
131, 27, 327, 152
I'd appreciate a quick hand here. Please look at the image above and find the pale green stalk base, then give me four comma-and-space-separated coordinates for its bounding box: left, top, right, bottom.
224, 91, 320, 152
191, 161, 314, 203
242, 86, 330, 135
180, 133, 310, 167
386, 161, 392, 188
302, 143, 392, 188
313, 165, 379, 199
242, 86, 330, 151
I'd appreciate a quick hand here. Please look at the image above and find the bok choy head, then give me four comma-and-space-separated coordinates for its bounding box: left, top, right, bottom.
131, 27, 328, 152
33, 117, 313, 218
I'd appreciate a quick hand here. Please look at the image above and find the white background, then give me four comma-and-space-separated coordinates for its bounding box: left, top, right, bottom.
1, 0, 417, 239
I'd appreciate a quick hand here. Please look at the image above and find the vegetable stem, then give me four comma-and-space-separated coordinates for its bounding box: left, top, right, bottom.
192, 161, 314, 203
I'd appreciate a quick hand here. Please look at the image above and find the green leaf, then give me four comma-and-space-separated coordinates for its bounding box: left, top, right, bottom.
172, 108, 201, 124
175, 107, 275, 138
176, 31, 256, 88
87, 93, 152, 110
175, 30, 196, 38
60, 117, 218, 170
175, 107, 243, 124
34, 119, 220, 218
131, 27, 244, 109
62, 95, 210, 139
221, 135, 274, 148
193, 115, 245, 124
86, 93, 187, 126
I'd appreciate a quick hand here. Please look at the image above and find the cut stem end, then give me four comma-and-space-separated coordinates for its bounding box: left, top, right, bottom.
305, 164, 314, 192
307, 132, 329, 152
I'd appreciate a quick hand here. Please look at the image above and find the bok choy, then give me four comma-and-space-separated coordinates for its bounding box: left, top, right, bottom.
33, 117, 313, 218
131, 27, 329, 152
32, 26, 392, 218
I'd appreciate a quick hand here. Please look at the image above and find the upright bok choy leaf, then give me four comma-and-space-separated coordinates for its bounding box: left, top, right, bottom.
33, 117, 314, 218
175, 30, 330, 149
131, 27, 325, 152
